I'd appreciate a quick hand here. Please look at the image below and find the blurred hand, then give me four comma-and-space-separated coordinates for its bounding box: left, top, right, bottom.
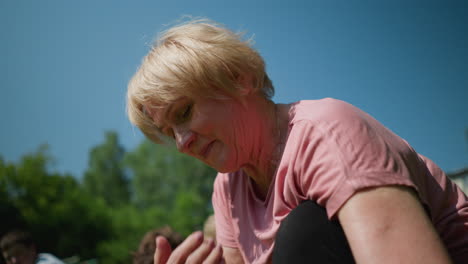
154, 231, 224, 264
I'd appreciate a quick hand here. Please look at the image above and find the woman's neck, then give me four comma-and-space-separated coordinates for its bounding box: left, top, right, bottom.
241, 101, 291, 199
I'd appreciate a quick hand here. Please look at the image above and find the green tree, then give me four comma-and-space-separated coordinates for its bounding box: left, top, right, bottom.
83, 131, 130, 207
0, 146, 111, 261
1, 133, 219, 264
95, 204, 168, 264
125, 139, 216, 235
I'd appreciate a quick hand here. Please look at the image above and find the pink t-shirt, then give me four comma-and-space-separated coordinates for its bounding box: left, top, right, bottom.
212, 99, 468, 263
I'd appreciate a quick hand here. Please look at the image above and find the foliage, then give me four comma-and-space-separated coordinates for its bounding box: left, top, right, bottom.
95, 205, 167, 264
1, 132, 217, 263
125, 139, 216, 235
83, 132, 130, 207
0, 146, 111, 261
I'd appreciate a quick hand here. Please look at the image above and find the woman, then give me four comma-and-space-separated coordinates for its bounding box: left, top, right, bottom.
0, 229, 65, 264
127, 19, 468, 263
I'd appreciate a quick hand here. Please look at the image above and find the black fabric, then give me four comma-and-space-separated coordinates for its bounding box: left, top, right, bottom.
272, 201, 355, 264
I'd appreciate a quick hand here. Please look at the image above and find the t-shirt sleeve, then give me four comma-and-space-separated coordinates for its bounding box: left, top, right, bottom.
289, 101, 421, 219
212, 172, 238, 247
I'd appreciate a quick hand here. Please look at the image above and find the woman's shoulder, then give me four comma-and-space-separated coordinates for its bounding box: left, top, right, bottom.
285, 98, 408, 159
289, 98, 366, 125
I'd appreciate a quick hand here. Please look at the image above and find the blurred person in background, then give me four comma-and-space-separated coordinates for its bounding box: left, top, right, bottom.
0, 229, 64, 264
133, 226, 184, 264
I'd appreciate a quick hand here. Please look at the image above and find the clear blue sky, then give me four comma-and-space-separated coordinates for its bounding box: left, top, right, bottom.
1, 0, 467, 178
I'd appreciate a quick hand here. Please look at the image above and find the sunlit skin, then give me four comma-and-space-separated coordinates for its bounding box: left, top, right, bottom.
146, 84, 291, 198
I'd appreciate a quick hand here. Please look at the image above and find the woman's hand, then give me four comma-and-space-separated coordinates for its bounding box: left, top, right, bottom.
154, 231, 224, 264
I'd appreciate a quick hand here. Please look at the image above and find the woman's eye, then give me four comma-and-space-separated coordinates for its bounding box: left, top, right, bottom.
179, 104, 193, 121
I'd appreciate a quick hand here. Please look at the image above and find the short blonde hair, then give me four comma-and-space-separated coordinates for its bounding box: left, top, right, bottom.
127, 19, 273, 143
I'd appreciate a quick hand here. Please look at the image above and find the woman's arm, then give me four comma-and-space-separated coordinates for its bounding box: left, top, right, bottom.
337, 186, 452, 264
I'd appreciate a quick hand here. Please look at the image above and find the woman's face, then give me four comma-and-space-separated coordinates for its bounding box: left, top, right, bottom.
146, 94, 255, 173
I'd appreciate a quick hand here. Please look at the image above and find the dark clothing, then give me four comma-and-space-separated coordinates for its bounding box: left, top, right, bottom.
272, 201, 355, 264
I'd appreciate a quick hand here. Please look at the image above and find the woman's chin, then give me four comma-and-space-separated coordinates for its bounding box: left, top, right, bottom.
209, 159, 240, 173
204, 148, 242, 173
215, 167, 238, 173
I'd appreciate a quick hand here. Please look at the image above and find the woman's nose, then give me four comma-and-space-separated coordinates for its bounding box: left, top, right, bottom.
173, 125, 195, 153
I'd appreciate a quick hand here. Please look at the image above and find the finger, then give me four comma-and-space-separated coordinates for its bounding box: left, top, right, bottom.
185, 238, 215, 264
154, 236, 172, 264
169, 231, 204, 263
203, 243, 223, 264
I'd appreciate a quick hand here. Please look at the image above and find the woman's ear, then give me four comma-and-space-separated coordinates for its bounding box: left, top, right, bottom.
237, 74, 255, 96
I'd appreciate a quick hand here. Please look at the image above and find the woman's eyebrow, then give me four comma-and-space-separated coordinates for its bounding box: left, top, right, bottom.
165, 97, 188, 118
166, 103, 176, 117
143, 104, 167, 131
151, 98, 186, 129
